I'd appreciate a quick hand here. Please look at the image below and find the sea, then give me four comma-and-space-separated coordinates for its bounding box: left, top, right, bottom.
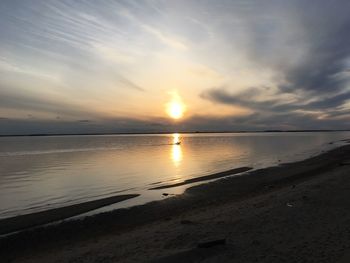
0, 132, 349, 220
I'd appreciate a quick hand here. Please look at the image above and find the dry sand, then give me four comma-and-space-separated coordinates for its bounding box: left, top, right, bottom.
1, 144, 350, 262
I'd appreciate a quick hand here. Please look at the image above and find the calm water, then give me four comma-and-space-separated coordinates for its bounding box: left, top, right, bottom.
0, 132, 349, 219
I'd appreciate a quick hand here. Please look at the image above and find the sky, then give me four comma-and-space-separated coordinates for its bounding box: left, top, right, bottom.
0, 0, 350, 134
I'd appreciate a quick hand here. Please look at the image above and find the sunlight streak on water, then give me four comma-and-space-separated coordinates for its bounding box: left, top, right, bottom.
171, 133, 182, 167
171, 145, 182, 167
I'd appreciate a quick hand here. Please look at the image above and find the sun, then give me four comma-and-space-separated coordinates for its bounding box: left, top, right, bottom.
168, 101, 184, 119
166, 92, 186, 119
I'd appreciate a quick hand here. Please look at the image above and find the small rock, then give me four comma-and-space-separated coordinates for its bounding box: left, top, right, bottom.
252, 240, 261, 246
162, 193, 169, 196
197, 239, 226, 248
180, 220, 194, 225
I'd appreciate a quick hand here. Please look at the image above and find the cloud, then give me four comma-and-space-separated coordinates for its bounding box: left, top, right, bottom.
0, 117, 171, 135
142, 25, 188, 50
115, 74, 145, 92
0, 57, 60, 82
199, 0, 350, 129
202, 85, 350, 128
92, 43, 136, 64
0, 89, 98, 119
252, 1, 350, 97
201, 86, 293, 112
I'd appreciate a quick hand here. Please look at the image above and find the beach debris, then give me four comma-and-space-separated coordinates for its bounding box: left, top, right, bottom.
180, 219, 195, 225
286, 202, 294, 207
197, 238, 226, 248
162, 193, 176, 197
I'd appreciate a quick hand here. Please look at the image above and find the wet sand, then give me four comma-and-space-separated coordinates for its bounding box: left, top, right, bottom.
0, 194, 139, 235
0, 166, 253, 235
149, 166, 252, 190
1, 144, 350, 262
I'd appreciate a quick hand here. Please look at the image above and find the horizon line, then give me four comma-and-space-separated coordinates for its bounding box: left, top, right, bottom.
1, 129, 350, 138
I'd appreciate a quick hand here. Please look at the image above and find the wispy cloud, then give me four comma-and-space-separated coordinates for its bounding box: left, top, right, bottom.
0, 57, 60, 82
142, 25, 188, 50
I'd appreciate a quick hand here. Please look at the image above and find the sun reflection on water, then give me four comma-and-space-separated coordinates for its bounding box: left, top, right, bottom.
171, 133, 182, 167
173, 133, 180, 144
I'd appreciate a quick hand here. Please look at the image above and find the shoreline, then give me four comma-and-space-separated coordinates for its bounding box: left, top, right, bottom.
1, 143, 350, 262
149, 166, 252, 190
0, 194, 139, 235
0, 166, 252, 235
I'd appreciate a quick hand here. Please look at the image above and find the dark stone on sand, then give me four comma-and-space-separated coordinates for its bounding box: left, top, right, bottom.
252, 240, 261, 246
162, 193, 169, 196
197, 238, 226, 248
180, 220, 194, 225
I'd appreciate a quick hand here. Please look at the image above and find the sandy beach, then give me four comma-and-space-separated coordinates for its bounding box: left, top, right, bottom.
1, 144, 350, 262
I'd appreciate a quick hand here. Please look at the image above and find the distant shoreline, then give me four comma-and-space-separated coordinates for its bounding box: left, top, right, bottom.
1, 129, 350, 138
